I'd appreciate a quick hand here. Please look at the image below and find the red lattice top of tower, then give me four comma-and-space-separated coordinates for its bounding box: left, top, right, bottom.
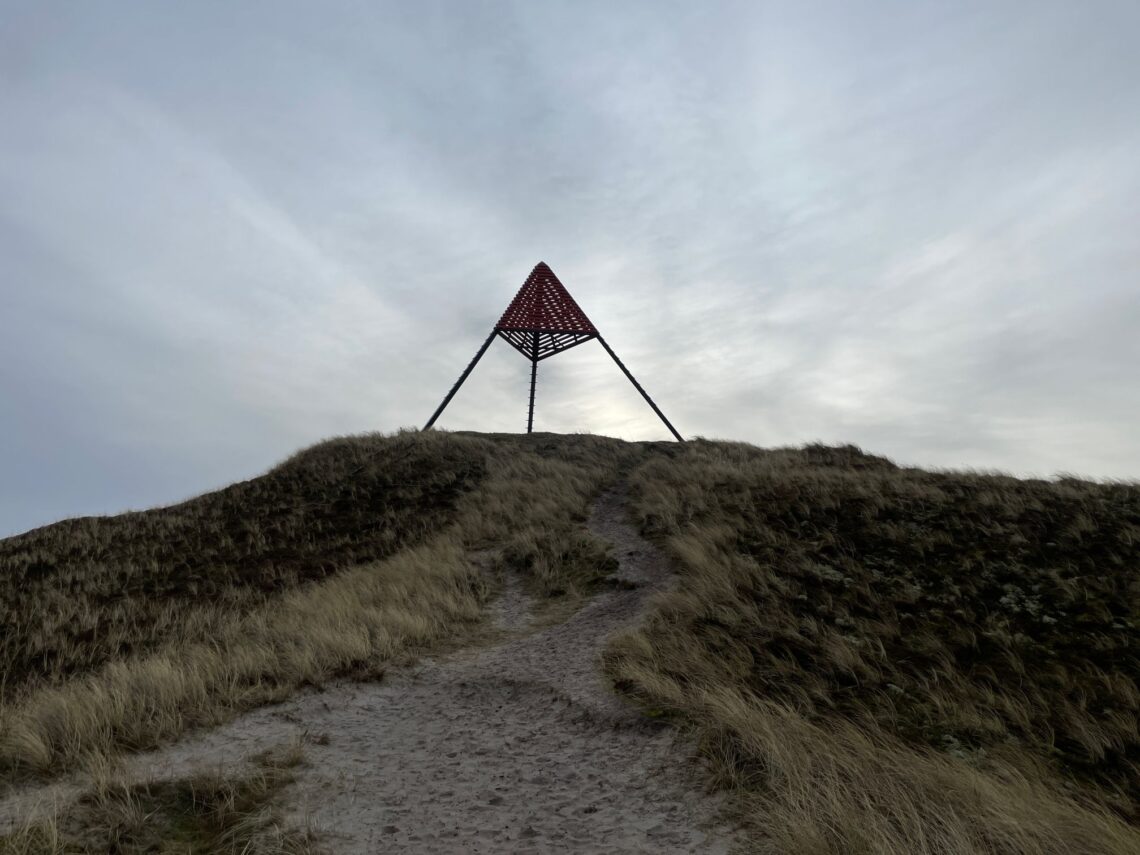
495, 262, 598, 334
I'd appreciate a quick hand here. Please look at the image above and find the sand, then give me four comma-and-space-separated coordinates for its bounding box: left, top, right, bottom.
2, 487, 741, 853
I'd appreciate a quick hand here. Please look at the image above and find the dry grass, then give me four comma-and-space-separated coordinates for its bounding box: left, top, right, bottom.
1, 739, 318, 853
0, 431, 640, 783
0, 431, 486, 702
1, 537, 485, 778
605, 439, 1140, 854
7, 430, 1140, 852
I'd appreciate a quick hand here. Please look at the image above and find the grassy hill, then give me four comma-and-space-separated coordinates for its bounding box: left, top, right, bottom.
2, 432, 1139, 853
608, 441, 1140, 853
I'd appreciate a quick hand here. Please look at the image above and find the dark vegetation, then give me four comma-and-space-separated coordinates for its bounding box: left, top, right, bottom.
0, 432, 485, 699
0, 431, 637, 786
4, 431, 1140, 853
606, 439, 1140, 851
4, 741, 315, 854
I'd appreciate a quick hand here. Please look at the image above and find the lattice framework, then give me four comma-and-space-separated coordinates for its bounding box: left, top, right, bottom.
495, 263, 598, 360
423, 262, 682, 441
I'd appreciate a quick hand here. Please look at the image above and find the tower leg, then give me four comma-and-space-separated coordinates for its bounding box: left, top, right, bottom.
527, 331, 538, 433
423, 330, 497, 431
596, 335, 684, 442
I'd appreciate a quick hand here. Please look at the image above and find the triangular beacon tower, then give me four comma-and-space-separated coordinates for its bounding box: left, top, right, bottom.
422, 262, 683, 441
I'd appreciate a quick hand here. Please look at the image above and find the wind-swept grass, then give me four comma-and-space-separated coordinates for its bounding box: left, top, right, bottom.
0, 431, 639, 781
605, 439, 1140, 853
0, 431, 486, 702
1, 739, 317, 854
7, 430, 1140, 852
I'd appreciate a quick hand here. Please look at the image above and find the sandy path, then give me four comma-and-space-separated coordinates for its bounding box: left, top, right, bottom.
2, 488, 739, 853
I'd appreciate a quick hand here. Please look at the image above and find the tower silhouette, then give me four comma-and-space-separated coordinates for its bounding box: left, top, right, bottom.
423, 262, 683, 441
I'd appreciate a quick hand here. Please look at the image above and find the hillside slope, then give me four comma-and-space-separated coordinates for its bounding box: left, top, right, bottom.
2, 432, 1139, 853
0, 434, 488, 700
608, 440, 1140, 853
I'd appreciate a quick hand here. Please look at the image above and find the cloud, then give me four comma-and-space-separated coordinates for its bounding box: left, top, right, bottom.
1, 0, 1138, 535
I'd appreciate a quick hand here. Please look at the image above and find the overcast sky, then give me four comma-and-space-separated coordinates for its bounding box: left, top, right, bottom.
2, 1, 1138, 536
